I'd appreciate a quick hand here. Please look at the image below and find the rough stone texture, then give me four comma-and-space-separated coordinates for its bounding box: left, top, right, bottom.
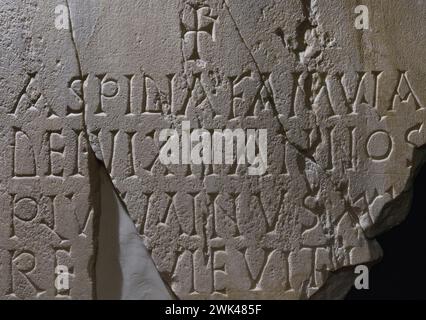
1, 0, 426, 299
0, 0, 97, 299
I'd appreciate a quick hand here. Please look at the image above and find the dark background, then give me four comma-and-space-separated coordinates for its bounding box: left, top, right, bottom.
346, 163, 426, 300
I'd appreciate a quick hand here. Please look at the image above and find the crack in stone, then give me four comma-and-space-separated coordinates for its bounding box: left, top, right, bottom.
66, 1, 101, 171
223, 0, 348, 197
65, 0, 83, 84
4, 0, 426, 301
222, 5, 389, 294
66, 1, 426, 300
223, 1, 314, 158
65, 0, 102, 299
65, 4, 180, 298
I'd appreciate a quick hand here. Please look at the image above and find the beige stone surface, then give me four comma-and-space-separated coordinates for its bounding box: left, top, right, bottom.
0, 0, 97, 299
1, 0, 426, 299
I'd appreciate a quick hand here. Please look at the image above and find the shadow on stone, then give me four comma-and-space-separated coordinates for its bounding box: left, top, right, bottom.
96, 164, 123, 299
95, 164, 172, 300
346, 163, 426, 300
